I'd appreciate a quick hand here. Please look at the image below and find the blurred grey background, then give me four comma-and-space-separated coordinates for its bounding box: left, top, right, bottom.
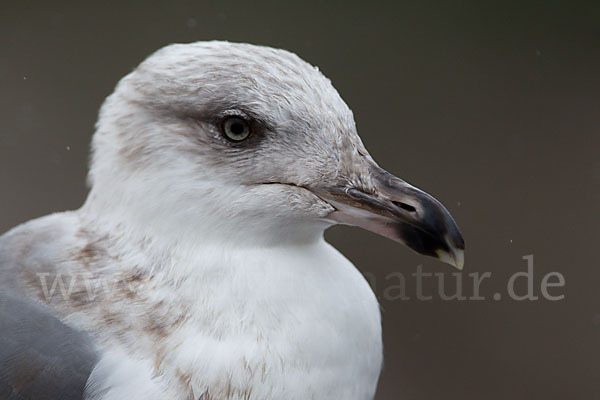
1, 1, 599, 399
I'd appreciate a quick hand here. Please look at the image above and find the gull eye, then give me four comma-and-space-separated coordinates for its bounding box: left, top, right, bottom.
220, 117, 252, 142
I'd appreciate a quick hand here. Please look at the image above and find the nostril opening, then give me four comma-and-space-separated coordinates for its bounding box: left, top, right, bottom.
393, 201, 416, 213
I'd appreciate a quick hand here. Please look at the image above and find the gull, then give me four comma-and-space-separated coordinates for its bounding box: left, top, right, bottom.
0, 41, 464, 400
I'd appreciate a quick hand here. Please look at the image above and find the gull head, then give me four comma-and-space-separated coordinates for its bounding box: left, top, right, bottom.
88, 41, 464, 268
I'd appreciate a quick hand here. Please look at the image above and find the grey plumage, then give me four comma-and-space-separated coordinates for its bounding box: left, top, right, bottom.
0, 292, 98, 400
0, 214, 99, 400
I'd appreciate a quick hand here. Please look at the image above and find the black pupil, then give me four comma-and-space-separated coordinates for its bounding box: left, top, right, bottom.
230, 121, 245, 136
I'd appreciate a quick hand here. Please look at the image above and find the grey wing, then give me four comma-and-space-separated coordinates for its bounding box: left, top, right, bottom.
0, 292, 99, 400
0, 214, 101, 399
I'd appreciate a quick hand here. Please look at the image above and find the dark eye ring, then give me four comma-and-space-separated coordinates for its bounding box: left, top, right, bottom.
220, 117, 252, 142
